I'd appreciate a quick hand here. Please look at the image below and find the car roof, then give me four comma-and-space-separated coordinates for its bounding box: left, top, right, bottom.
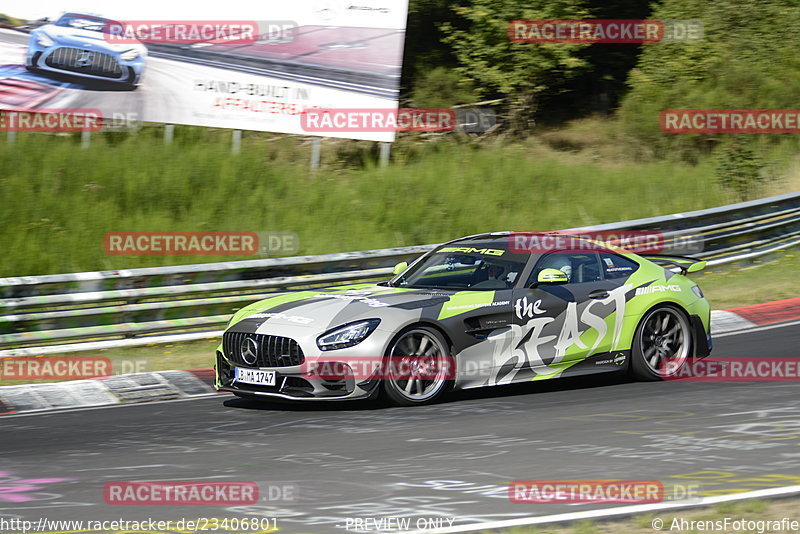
442, 231, 599, 250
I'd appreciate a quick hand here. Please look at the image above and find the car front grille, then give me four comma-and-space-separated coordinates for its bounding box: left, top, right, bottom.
223, 332, 305, 368
45, 47, 122, 78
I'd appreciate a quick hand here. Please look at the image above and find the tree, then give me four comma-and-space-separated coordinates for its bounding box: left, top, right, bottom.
619, 0, 800, 159
440, 0, 591, 134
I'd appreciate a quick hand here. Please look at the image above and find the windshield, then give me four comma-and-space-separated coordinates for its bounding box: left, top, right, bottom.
394, 245, 528, 290
55, 14, 114, 33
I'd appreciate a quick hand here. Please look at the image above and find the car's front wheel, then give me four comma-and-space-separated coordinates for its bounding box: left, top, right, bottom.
382, 326, 453, 406
630, 305, 693, 380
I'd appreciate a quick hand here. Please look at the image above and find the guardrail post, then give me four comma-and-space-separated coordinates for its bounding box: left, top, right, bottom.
310, 137, 322, 171
164, 124, 174, 145
232, 130, 242, 154
81, 129, 91, 149
379, 142, 391, 168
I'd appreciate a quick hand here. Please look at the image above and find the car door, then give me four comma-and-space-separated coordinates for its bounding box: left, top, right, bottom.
509, 251, 626, 374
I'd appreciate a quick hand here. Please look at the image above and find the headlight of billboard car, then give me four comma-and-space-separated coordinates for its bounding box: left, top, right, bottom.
36, 33, 54, 47
317, 319, 380, 351
120, 49, 139, 61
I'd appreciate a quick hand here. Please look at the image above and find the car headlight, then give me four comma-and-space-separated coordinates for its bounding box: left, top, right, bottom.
317, 319, 380, 351
120, 49, 139, 61
691, 285, 704, 299
36, 33, 54, 47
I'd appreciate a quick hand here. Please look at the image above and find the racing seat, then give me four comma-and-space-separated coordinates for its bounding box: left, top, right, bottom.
471, 264, 511, 289
572, 256, 601, 283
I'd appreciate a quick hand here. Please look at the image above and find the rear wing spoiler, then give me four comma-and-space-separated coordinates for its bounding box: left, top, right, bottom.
640, 254, 707, 275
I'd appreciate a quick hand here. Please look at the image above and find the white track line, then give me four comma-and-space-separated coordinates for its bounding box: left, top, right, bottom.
715, 318, 800, 338
419, 486, 800, 533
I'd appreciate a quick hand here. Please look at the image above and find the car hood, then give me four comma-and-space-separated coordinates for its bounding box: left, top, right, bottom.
227, 284, 465, 334
39, 24, 144, 51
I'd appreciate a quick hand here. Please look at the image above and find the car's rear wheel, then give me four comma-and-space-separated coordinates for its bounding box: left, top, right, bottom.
630, 305, 692, 380
382, 326, 452, 406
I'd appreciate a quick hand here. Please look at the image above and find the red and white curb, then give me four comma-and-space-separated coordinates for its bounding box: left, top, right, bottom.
711, 296, 800, 333
710, 310, 757, 333
1, 297, 799, 415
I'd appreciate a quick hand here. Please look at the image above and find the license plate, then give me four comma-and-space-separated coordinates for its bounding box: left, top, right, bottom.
234, 367, 276, 386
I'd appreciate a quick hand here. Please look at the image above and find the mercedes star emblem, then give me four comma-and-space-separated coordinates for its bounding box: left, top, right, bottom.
240, 337, 258, 365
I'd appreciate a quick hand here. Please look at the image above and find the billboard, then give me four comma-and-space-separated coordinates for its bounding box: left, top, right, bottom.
0, 0, 409, 141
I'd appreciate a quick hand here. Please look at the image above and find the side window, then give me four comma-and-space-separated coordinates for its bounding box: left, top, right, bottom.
570, 253, 602, 283
527, 253, 603, 285
599, 253, 639, 279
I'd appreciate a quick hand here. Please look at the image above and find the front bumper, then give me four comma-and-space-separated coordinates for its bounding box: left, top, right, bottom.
27, 43, 145, 84
215, 350, 381, 401
215, 317, 403, 401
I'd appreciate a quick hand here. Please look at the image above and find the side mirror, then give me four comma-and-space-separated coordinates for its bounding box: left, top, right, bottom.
393, 261, 409, 275
537, 268, 569, 284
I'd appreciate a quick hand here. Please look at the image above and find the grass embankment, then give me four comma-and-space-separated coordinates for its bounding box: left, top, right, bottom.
493, 497, 799, 533
0, 125, 732, 277
699, 252, 800, 310
1, 118, 798, 382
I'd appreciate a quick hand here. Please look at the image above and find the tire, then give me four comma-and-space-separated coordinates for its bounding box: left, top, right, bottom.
382, 326, 453, 406
630, 305, 693, 381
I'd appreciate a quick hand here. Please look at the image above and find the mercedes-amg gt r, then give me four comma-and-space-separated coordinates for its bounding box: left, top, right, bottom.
215, 232, 711, 405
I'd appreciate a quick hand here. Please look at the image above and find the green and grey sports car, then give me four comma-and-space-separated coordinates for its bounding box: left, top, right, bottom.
215, 232, 711, 406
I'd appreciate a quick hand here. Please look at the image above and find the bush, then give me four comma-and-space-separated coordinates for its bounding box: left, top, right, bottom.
714, 137, 766, 200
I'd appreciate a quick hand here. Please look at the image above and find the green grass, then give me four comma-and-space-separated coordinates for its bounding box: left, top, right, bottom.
0, 127, 731, 276
2, 121, 796, 383
0, 337, 219, 386
698, 250, 800, 310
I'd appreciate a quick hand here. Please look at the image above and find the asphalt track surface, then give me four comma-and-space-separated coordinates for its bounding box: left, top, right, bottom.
2, 321, 800, 533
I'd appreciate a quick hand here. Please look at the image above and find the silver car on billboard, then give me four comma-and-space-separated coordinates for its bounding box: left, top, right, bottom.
26, 12, 146, 88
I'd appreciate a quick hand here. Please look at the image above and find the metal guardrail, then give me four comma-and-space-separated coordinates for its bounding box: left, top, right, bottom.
1, 191, 799, 354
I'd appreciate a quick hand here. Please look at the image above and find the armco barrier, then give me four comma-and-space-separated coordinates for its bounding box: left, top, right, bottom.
1, 191, 799, 354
